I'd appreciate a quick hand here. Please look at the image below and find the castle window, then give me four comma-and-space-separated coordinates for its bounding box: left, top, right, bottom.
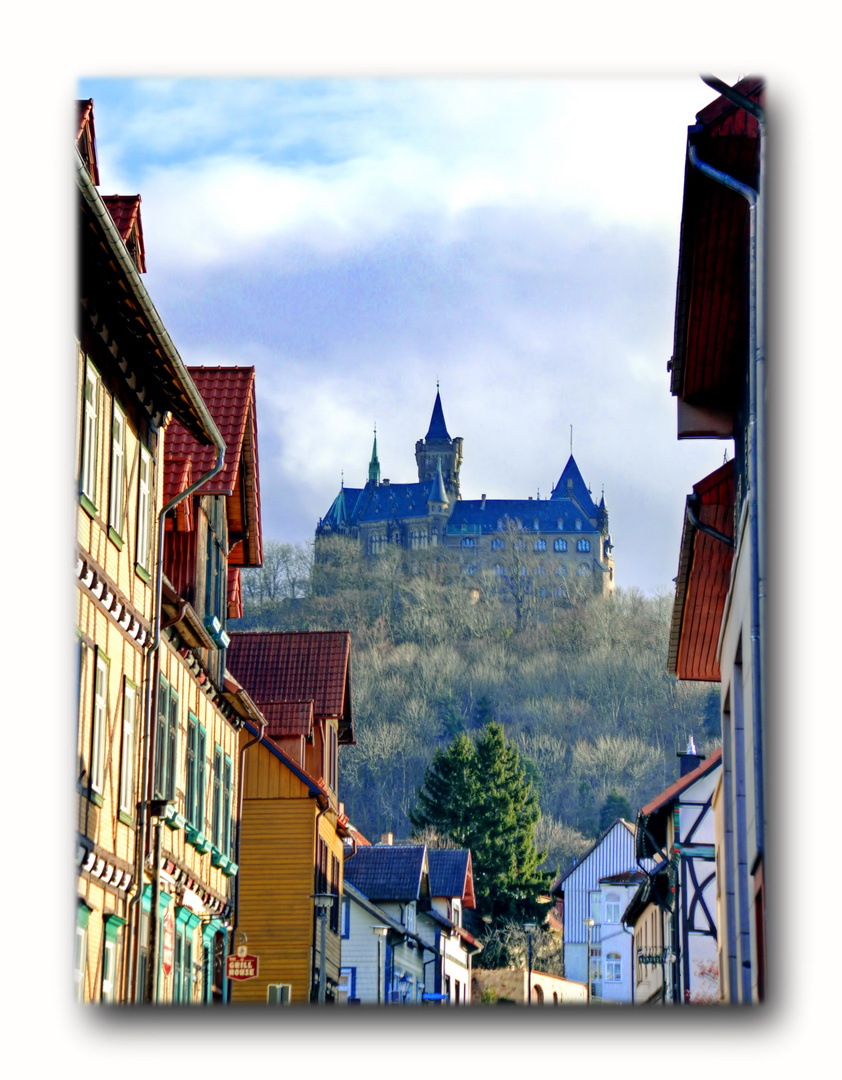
575, 518, 582, 531
491, 538, 504, 551
577, 538, 590, 553
537, 564, 546, 575
515, 539, 525, 551
493, 564, 504, 576
534, 539, 546, 552
577, 563, 590, 576
497, 519, 503, 531
533, 519, 540, 531
467, 565, 476, 576
461, 537, 475, 548
557, 519, 564, 531
555, 565, 567, 576
554, 538, 567, 552
540, 586, 547, 597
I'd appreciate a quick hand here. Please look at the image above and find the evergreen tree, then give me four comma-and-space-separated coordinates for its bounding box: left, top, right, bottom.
410, 721, 550, 924
598, 787, 635, 833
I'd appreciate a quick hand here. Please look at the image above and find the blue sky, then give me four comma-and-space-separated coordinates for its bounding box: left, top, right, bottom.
82, 76, 738, 594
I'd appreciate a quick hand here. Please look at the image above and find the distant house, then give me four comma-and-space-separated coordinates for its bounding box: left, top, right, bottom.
226, 630, 355, 1003
343, 841, 434, 1004
550, 819, 655, 998
423, 848, 483, 1005
589, 870, 647, 1004
471, 968, 586, 1006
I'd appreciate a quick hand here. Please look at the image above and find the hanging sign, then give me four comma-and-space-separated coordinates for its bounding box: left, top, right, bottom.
226, 945, 260, 981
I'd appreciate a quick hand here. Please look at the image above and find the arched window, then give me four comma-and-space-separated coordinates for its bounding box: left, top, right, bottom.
575, 518, 582, 531
554, 538, 567, 552
534, 538, 546, 552
497, 519, 503, 531
491, 538, 504, 551
557, 519, 564, 531
606, 952, 622, 983
536, 564, 546, 575
577, 538, 590, 552
577, 563, 590, 576
461, 537, 475, 548
555, 565, 567, 577
533, 519, 540, 532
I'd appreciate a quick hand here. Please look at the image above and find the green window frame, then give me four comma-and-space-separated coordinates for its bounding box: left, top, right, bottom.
80, 361, 100, 511
154, 678, 178, 800
101, 914, 126, 1005
118, 679, 137, 822
90, 649, 110, 801
75, 902, 92, 1003
222, 754, 233, 858
108, 401, 126, 542
185, 713, 197, 827
212, 745, 222, 849
136, 445, 152, 574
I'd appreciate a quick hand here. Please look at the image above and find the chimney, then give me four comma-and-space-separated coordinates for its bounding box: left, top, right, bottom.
381, 832, 394, 846
677, 736, 703, 777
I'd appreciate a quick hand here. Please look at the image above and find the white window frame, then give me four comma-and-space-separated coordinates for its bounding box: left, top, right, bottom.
102, 938, 117, 1003
136, 445, 152, 571
405, 902, 416, 933
74, 922, 88, 1002
605, 952, 622, 983
118, 680, 137, 817
605, 893, 621, 923
109, 402, 126, 535
81, 362, 100, 504
90, 651, 109, 795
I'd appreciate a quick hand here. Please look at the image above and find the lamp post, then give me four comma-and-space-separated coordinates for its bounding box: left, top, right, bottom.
372, 926, 389, 1004
311, 893, 335, 1003
523, 923, 537, 1005
583, 918, 595, 1005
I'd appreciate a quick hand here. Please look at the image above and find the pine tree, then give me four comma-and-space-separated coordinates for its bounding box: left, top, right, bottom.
410, 721, 550, 924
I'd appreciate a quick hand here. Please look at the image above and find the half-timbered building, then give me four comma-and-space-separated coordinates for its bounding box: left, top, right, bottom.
75, 100, 229, 1003
667, 75, 766, 1002
632, 747, 722, 1004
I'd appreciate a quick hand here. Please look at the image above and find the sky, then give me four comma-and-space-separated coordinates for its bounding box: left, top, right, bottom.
80, 76, 735, 596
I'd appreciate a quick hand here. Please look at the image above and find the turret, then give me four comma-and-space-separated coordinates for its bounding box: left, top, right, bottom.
368, 427, 380, 485
427, 457, 450, 515
415, 387, 463, 500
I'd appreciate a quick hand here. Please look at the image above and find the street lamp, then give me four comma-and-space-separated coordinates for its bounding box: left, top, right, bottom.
523, 923, 537, 1005
372, 925, 390, 1004
311, 893, 336, 1004
583, 918, 595, 1005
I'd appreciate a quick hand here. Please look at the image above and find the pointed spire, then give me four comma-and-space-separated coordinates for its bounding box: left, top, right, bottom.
427, 456, 449, 507
425, 388, 451, 441
368, 425, 380, 484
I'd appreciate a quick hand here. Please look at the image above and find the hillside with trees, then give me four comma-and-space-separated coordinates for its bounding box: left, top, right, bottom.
231, 538, 720, 877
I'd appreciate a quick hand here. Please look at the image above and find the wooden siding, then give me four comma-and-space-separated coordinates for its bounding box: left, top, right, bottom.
559, 823, 642, 947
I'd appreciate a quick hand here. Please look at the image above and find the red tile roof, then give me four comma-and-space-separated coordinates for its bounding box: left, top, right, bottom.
639, 748, 722, 819
76, 100, 100, 186
260, 700, 314, 739
227, 631, 354, 743
103, 195, 146, 273
227, 566, 242, 620
163, 366, 262, 566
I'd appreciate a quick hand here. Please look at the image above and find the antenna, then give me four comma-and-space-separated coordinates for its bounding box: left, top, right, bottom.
570, 424, 573, 455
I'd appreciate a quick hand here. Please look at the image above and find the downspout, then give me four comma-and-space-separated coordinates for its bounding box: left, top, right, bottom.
692, 76, 766, 998
227, 715, 267, 1002
686, 495, 734, 549
621, 921, 635, 1005
128, 436, 226, 1001
311, 800, 330, 1001
78, 148, 228, 1003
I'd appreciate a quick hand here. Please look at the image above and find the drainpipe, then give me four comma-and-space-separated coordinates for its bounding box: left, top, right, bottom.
621, 920, 635, 1005
128, 438, 226, 1002
691, 74, 765, 995
226, 715, 266, 1002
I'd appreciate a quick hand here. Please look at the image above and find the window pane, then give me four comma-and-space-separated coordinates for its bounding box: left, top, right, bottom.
119, 683, 136, 815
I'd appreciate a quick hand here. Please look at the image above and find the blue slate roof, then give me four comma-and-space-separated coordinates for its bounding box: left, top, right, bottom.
356, 482, 433, 525
428, 849, 470, 900
425, 391, 451, 440
344, 844, 430, 901
321, 486, 364, 529
447, 495, 596, 535
551, 455, 597, 515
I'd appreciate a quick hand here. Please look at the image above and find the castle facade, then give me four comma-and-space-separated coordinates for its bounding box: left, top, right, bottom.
316, 391, 614, 595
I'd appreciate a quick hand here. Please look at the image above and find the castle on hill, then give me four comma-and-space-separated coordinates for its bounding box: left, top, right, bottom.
316, 390, 615, 595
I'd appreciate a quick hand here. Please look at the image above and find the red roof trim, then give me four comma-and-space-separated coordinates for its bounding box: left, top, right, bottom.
639, 748, 722, 818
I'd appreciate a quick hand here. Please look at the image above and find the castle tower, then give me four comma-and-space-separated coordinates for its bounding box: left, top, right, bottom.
426, 456, 450, 516
415, 388, 463, 500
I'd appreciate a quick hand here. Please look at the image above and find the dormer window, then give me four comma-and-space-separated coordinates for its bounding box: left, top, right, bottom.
575, 518, 582, 531
533, 519, 540, 531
